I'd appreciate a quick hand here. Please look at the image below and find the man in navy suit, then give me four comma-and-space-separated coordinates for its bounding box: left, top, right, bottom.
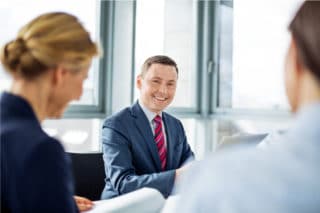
101, 55, 194, 199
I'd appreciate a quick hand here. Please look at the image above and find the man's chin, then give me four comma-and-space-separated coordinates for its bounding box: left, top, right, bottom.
151, 104, 168, 113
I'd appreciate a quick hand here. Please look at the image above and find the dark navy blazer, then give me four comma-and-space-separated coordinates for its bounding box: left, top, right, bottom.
0, 92, 78, 213
101, 102, 194, 199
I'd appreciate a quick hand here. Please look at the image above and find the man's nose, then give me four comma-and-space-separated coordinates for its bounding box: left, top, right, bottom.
158, 84, 167, 94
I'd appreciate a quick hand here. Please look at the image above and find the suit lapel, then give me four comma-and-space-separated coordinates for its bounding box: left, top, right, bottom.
131, 102, 161, 171
163, 113, 175, 170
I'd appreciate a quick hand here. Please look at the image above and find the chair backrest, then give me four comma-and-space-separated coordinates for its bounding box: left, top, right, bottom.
68, 152, 105, 201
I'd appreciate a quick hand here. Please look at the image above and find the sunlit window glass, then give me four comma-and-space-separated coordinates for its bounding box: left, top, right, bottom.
218, 0, 303, 110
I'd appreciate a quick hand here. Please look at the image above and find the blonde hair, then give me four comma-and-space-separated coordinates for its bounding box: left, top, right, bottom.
0, 12, 99, 79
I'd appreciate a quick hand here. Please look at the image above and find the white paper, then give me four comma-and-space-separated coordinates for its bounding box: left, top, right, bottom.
83, 188, 165, 213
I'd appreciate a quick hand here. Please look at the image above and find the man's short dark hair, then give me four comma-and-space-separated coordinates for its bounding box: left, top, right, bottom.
140, 55, 179, 77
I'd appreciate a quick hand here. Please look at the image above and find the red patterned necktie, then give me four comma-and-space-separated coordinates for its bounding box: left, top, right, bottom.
154, 115, 167, 170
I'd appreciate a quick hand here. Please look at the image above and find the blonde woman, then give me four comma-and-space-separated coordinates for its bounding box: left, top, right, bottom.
0, 12, 99, 212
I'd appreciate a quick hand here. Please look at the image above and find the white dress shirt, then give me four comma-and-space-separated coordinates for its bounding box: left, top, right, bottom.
138, 99, 167, 148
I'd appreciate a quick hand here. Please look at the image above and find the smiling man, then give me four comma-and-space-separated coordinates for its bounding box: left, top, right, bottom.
101, 55, 194, 199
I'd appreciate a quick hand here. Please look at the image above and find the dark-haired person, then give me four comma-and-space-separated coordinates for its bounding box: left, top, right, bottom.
0, 12, 99, 212
174, 1, 320, 212
101, 55, 194, 199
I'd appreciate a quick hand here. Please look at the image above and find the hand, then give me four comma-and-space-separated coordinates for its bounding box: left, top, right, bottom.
175, 162, 193, 182
74, 196, 94, 212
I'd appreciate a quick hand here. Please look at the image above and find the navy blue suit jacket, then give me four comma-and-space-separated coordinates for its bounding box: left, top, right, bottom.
0, 92, 78, 213
101, 102, 194, 199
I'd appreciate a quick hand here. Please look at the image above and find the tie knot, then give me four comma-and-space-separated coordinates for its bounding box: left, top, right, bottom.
154, 115, 162, 124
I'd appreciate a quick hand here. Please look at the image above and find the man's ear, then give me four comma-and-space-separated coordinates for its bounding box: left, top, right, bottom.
136, 75, 142, 90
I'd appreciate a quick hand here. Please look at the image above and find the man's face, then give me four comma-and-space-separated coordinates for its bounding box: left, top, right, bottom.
137, 63, 178, 114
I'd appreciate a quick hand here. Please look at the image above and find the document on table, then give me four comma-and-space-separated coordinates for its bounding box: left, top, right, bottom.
83, 188, 165, 213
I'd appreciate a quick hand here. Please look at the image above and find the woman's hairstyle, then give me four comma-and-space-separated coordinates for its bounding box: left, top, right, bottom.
140, 55, 178, 77
0, 12, 99, 79
289, 1, 320, 81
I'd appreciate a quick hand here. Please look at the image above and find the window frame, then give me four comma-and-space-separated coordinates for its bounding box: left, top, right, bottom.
130, 0, 204, 117
64, 0, 114, 118
209, 0, 291, 120
64, 0, 292, 122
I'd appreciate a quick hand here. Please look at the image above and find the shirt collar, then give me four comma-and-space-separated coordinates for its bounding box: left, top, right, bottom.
138, 99, 163, 123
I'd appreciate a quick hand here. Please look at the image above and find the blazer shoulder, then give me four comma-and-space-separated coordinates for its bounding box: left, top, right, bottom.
25, 125, 63, 153
26, 136, 65, 162
2, 118, 50, 145
163, 112, 185, 132
163, 111, 182, 124
2, 120, 64, 169
102, 106, 132, 128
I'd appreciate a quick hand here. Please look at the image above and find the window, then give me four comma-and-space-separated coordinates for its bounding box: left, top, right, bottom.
134, 0, 198, 110
206, 0, 304, 153
217, 0, 303, 111
0, 0, 99, 106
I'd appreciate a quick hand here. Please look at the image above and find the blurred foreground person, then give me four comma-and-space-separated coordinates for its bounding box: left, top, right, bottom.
175, 1, 320, 212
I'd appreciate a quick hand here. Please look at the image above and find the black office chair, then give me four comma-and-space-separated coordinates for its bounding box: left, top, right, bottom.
68, 152, 106, 201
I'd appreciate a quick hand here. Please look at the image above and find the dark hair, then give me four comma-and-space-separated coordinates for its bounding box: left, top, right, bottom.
289, 1, 320, 81
140, 55, 178, 77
